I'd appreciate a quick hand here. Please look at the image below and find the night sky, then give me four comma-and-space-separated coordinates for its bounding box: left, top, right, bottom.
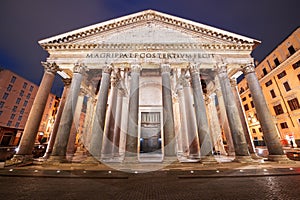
1, 0, 299, 96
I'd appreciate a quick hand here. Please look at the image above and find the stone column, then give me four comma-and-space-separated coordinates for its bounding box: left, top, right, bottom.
44, 78, 71, 159
112, 85, 125, 159
215, 86, 235, 156
230, 78, 258, 158
206, 93, 227, 155
176, 83, 190, 159
82, 93, 95, 150
66, 88, 85, 160
49, 64, 86, 162
86, 66, 112, 162
102, 71, 119, 159
181, 74, 200, 159
14, 62, 59, 162
161, 64, 176, 157
126, 65, 141, 159
242, 63, 289, 162
126, 65, 140, 161
217, 64, 251, 162
189, 65, 217, 163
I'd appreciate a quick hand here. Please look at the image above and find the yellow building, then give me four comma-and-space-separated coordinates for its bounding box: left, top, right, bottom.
238, 27, 300, 147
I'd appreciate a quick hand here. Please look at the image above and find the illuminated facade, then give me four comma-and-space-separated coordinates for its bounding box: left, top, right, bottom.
238, 27, 300, 147
11, 10, 291, 165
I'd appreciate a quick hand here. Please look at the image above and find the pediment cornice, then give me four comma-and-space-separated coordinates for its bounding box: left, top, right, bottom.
39, 10, 260, 47
41, 43, 253, 51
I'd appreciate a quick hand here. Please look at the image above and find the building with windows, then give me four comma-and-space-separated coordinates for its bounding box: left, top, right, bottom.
0, 68, 59, 147
238, 27, 300, 147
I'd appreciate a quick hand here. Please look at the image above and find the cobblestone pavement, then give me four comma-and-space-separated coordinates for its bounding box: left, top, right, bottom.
1, 172, 300, 200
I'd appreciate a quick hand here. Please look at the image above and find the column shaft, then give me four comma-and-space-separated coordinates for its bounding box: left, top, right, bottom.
88, 67, 112, 160
189, 66, 214, 157
44, 78, 71, 158
51, 65, 85, 159
161, 64, 176, 156
242, 64, 285, 158
112, 88, 124, 156
126, 65, 140, 156
16, 62, 58, 159
217, 64, 250, 157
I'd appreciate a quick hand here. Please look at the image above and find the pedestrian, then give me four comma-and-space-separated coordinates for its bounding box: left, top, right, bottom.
290, 140, 294, 148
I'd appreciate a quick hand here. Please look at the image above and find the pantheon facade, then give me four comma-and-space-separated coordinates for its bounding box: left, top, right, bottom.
13, 10, 289, 164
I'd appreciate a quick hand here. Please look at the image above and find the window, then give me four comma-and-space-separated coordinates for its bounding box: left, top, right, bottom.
10, 114, 15, 120
242, 97, 247, 102
10, 76, 16, 83
2, 93, 9, 100
239, 87, 245, 94
293, 60, 300, 70
277, 70, 287, 79
7, 84, 13, 91
270, 89, 276, 98
0, 111, 2, 116
280, 122, 288, 129
18, 116, 22, 121
16, 98, 21, 104
287, 98, 300, 111
259, 128, 262, 132
15, 122, 20, 128
274, 58, 280, 66
29, 85, 34, 92
262, 68, 268, 75
265, 80, 273, 87
288, 45, 296, 55
23, 100, 28, 107
283, 82, 291, 91
252, 129, 256, 134
244, 104, 249, 111
26, 93, 31, 99
0, 101, 4, 108
20, 108, 24, 114
298, 74, 300, 81
23, 82, 28, 89
12, 106, 17, 112
248, 94, 251, 98
250, 101, 254, 108
19, 90, 24, 97
273, 104, 284, 115
7, 121, 12, 126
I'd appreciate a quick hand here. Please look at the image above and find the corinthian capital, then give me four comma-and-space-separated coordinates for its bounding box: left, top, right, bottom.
230, 78, 237, 87
241, 63, 255, 75
41, 62, 59, 74
62, 78, 72, 86
189, 63, 199, 75
103, 65, 113, 74
216, 63, 227, 74
131, 64, 141, 73
161, 64, 171, 73
73, 63, 88, 74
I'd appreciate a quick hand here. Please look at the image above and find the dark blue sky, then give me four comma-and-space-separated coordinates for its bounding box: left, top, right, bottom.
0, 0, 299, 96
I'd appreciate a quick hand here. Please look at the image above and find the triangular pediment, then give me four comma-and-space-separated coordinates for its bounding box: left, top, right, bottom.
39, 9, 260, 47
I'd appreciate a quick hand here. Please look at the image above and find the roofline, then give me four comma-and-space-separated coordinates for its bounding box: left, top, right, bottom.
39, 9, 260, 45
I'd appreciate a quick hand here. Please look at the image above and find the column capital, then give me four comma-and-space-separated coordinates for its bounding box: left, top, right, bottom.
41, 62, 59, 74
62, 78, 72, 86
161, 64, 171, 73
216, 63, 228, 74
103, 65, 113, 74
178, 76, 190, 87
131, 64, 141, 73
241, 63, 255, 75
189, 63, 199, 75
230, 78, 237, 87
73, 63, 88, 74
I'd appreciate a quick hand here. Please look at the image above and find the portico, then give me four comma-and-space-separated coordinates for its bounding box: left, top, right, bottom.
12, 10, 290, 165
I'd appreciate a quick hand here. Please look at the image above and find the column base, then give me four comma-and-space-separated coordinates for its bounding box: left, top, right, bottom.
201, 155, 219, 164
267, 155, 295, 163
123, 156, 139, 164
6, 154, 33, 166
250, 153, 263, 160
45, 155, 69, 164
82, 156, 101, 164
233, 155, 253, 163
